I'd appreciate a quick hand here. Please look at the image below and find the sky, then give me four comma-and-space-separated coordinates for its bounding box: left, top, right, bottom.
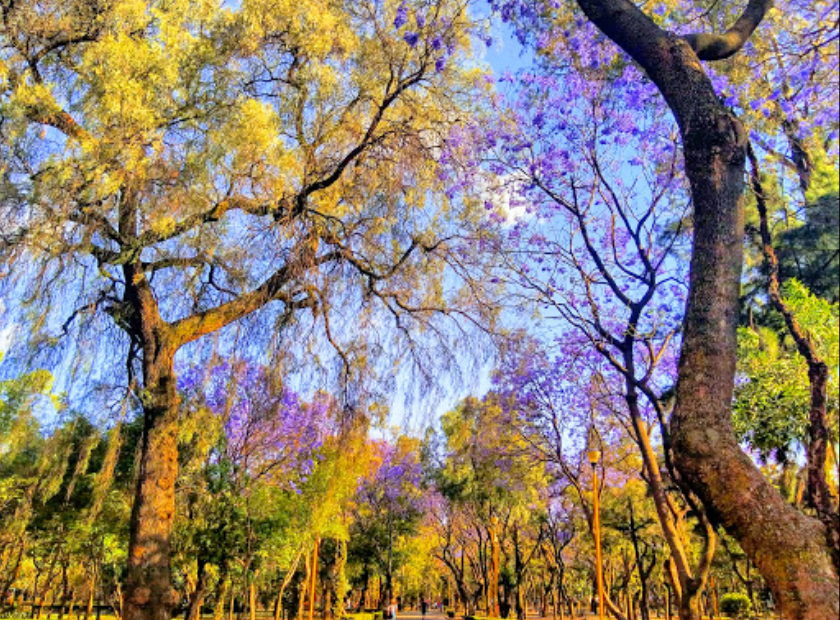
0, 10, 540, 437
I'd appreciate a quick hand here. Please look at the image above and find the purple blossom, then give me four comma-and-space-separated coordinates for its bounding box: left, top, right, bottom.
393, 2, 408, 29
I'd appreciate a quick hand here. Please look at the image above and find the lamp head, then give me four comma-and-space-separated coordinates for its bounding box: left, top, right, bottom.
587, 450, 601, 466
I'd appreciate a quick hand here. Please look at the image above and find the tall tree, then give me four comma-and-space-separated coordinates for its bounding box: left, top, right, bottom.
565, 0, 838, 616
485, 0, 838, 615
0, 1, 487, 619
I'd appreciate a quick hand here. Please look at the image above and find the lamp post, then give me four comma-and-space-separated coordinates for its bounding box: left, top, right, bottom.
588, 449, 605, 620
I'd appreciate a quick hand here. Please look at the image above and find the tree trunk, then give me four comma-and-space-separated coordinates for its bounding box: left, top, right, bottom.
308, 538, 320, 620
214, 574, 231, 620
58, 565, 69, 620
0, 540, 25, 608
275, 548, 305, 620
625, 389, 711, 620
37, 551, 60, 620
186, 560, 209, 620
330, 541, 346, 620
123, 338, 179, 620
488, 518, 500, 617
249, 581, 257, 620
572, 0, 840, 617
118, 190, 181, 620
85, 569, 96, 620
627, 502, 650, 620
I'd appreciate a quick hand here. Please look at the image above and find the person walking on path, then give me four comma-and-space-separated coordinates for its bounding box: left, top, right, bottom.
388, 599, 398, 620
420, 599, 428, 618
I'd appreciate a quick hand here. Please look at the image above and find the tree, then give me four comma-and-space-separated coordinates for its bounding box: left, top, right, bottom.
0, 1, 488, 619
173, 361, 368, 620
486, 0, 838, 615
435, 395, 549, 618
349, 437, 424, 610
451, 36, 718, 613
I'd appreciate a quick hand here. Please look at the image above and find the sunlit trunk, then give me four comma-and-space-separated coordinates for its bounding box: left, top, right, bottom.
186, 561, 209, 620
123, 337, 179, 620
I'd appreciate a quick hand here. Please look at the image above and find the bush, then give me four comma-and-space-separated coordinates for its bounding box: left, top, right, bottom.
720, 593, 752, 619
446, 611, 455, 619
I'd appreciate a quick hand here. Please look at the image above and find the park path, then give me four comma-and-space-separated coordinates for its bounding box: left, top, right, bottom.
395, 612, 446, 620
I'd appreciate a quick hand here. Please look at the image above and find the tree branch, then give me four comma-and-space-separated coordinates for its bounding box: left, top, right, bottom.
169, 248, 340, 347
683, 0, 774, 61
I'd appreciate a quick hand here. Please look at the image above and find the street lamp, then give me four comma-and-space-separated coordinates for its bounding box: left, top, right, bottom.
588, 449, 605, 620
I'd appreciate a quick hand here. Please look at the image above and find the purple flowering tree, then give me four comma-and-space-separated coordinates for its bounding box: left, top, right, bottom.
443, 30, 718, 615
348, 438, 425, 610
174, 361, 336, 620
179, 361, 329, 488
471, 0, 839, 615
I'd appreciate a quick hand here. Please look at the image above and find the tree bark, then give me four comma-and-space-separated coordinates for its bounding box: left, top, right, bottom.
185, 560, 209, 620
572, 0, 840, 616
122, 259, 181, 620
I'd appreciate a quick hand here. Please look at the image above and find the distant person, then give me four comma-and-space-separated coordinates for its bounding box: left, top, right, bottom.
421, 600, 428, 618
388, 599, 398, 620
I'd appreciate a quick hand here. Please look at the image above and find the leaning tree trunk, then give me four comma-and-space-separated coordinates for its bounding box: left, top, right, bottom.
572, 0, 839, 617
185, 560, 210, 620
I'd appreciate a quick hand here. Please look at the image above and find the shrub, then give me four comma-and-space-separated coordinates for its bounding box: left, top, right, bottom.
720, 593, 752, 619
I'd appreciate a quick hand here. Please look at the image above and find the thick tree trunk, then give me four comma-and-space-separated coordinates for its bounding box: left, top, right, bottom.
670, 65, 839, 620
122, 276, 180, 620
123, 349, 179, 620
572, 0, 839, 617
